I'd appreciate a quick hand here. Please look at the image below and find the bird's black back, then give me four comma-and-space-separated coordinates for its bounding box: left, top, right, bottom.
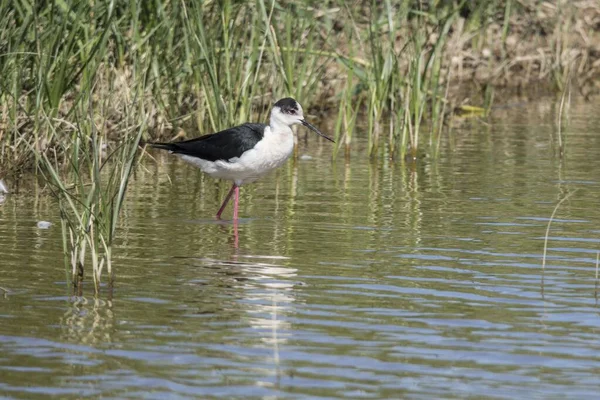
150, 123, 266, 162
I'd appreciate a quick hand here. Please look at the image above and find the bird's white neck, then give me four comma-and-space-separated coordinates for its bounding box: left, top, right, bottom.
269, 117, 294, 136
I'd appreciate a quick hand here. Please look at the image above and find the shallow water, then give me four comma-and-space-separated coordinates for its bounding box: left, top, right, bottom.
2, 97, 600, 399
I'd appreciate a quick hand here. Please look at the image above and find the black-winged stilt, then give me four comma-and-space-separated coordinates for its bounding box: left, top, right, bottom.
149, 97, 334, 220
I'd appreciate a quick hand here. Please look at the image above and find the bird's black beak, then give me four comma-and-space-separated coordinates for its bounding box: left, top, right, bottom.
301, 120, 335, 143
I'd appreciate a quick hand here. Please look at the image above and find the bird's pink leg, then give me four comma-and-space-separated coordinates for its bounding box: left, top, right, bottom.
216, 184, 237, 219
232, 185, 240, 220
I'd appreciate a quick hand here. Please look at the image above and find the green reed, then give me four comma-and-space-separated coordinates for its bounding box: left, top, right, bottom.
1, 0, 150, 294
34, 71, 146, 295
364, 0, 396, 156
2, 1, 588, 167
333, 56, 360, 158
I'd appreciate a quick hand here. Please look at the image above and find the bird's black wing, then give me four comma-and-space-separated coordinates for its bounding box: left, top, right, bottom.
150, 123, 266, 162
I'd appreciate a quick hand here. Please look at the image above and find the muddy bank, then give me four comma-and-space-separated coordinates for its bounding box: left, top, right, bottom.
449, 1, 600, 98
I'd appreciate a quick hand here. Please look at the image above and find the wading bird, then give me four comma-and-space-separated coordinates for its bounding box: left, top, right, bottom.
149, 98, 334, 220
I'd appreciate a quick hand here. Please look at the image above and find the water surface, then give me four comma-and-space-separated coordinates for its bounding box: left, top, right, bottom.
1, 97, 600, 399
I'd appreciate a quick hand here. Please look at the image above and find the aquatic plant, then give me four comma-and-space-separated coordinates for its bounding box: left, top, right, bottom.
541, 189, 577, 286
595, 251, 599, 300
556, 64, 573, 158
34, 92, 145, 295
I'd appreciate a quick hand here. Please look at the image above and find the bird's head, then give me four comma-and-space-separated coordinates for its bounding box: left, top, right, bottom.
270, 97, 334, 142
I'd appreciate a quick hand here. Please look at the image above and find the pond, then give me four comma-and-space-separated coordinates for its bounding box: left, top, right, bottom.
1, 96, 600, 398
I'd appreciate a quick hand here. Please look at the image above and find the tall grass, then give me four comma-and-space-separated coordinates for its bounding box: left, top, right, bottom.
343, 1, 461, 159
556, 62, 573, 158
1, 0, 150, 294
595, 251, 599, 301
36, 102, 145, 294
541, 190, 577, 273
2, 1, 594, 166
32, 65, 147, 294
